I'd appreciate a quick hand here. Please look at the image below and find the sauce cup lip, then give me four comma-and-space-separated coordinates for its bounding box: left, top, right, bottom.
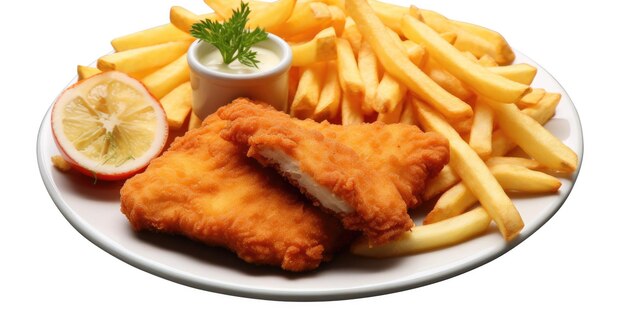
187, 33, 292, 82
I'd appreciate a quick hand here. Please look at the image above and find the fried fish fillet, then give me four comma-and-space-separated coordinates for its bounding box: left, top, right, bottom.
219, 109, 414, 245
120, 114, 351, 272
218, 99, 450, 209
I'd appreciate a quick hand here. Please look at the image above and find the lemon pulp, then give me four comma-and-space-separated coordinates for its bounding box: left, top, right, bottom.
61, 79, 157, 167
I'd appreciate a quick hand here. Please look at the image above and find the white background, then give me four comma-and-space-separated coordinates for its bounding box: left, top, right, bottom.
2, 0, 624, 311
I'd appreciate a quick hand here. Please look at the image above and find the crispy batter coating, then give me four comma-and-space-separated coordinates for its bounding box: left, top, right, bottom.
120, 113, 351, 272
219, 108, 414, 245
218, 98, 450, 208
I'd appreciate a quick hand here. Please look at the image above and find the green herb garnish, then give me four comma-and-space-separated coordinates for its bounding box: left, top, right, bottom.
191, 2, 268, 68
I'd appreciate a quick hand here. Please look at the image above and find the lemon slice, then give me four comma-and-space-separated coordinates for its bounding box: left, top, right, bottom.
52, 71, 168, 180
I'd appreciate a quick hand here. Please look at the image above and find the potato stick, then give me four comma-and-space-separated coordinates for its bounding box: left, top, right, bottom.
328, 5, 346, 36
485, 156, 542, 170
522, 92, 561, 124
399, 98, 420, 126
469, 100, 494, 159
491, 93, 561, 157
401, 40, 427, 67
291, 27, 337, 67
439, 31, 457, 44
336, 37, 365, 101
351, 208, 491, 258
377, 96, 405, 123
160, 82, 192, 130
249, 0, 297, 31
450, 19, 515, 65
291, 63, 326, 119
517, 88, 546, 109
188, 112, 202, 131
463, 50, 479, 62
487, 64, 537, 85
97, 40, 191, 74
422, 164, 460, 201
341, 91, 364, 125
314, 61, 342, 120
275, 2, 332, 40
346, 0, 472, 121
288, 67, 301, 107
478, 54, 498, 67
368, 0, 408, 34
170, 6, 220, 34
426, 164, 561, 224
374, 73, 407, 113
424, 59, 473, 101
203, 0, 237, 18
418, 9, 515, 65
357, 41, 380, 114
415, 101, 523, 240
451, 116, 473, 135
402, 15, 529, 103
77, 65, 102, 81
141, 53, 190, 99
484, 98, 577, 172
342, 18, 362, 53
111, 23, 192, 52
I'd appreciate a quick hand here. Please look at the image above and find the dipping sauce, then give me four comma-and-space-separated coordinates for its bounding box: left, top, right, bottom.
199, 45, 281, 74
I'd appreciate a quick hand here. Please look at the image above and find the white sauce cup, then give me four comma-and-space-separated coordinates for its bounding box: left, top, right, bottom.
187, 33, 292, 120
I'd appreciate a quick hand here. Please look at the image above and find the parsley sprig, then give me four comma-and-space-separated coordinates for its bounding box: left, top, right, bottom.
191, 2, 268, 68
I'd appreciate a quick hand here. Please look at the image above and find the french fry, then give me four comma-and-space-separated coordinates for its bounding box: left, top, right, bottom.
328, 5, 346, 36
468, 100, 494, 159
188, 112, 202, 131
202, 0, 237, 18
314, 61, 342, 121
291, 27, 337, 67
336, 37, 365, 101
160, 81, 192, 130
422, 164, 460, 201
485, 156, 542, 170
377, 96, 405, 123
399, 99, 420, 126
141, 53, 190, 99
341, 91, 364, 125
97, 40, 191, 75
418, 8, 515, 65
374, 73, 406, 113
415, 101, 524, 240
425, 164, 561, 224
351, 208, 491, 258
249, 0, 297, 32
368, 0, 408, 34
522, 92, 561, 123
170, 6, 221, 34
483, 97, 578, 172
291, 63, 326, 119
402, 14, 529, 103
357, 41, 380, 114
401, 40, 427, 67
111, 23, 192, 52
77, 65, 102, 81
275, 2, 332, 41
478, 54, 498, 67
451, 116, 473, 135
345, 0, 472, 121
342, 18, 362, 53
450, 19, 515, 65
517, 88, 546, 109
491, 92, 561, 157
487, 64, 537, 85
439, 31, 457, 44
288, 67, 301, 106
423, 59, 474, 102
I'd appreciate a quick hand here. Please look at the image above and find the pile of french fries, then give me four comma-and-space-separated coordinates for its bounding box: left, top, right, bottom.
77, 0, 579, 258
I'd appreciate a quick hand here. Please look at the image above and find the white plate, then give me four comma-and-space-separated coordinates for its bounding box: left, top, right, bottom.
37, 51, 583, 301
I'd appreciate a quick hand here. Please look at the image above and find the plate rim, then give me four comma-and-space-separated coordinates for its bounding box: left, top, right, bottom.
36, 50, 584, 301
